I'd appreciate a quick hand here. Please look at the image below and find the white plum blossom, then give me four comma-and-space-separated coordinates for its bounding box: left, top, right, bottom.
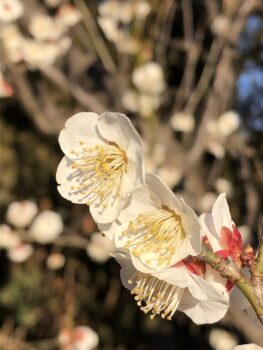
6, 200, 38, 228
0, 224, 20, 249
218, 111, 240, 137
45, 0, 61, 7
115, 250, 229, 323
132, 62, 165, 95
122, 89, 161, 117
56, 4, 82, 28
0, 0, 24, 23
102, 174, 201, 271
233, 345, 263, 350
0, 24, 24, 63
170, 112, 195, 133
58, 326, 99, 350
215, 178, 232, 196
47, 252, 65, 270
56, 112, 145, 224
29, 14, 65, 42
158, 165, 183, 189
7, 243, 33, 263
211, 15, 231, 37
200, 192, 218, 212
209, 328, 238, 350
29, 210, 63, 244
86, 232, 115, 263
22, 40, 59, 69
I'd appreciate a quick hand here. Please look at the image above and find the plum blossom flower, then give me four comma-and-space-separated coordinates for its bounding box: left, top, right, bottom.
0, 0, 24, 23
6, 200, 38, 228
233, 345, 263, 350
29, 14, 65, 42
56, 112, 144, 224
199, 193, 243, 268
21, 40, 59, 69
47, 252, 65, 270
209, 328, 238, 350
58, 326, 99, 350
0, 24, 24, 63
0, 224, 20, 249
215, 178, 232, 196
170, 112, 195, 133
7, 243, 33, 263
86, 232, 115, 263
102, 174, 201, 271
56, 5, 82, 28
132, 62, 165, 95
115, 250, 229, 323
29, 210, 63, 244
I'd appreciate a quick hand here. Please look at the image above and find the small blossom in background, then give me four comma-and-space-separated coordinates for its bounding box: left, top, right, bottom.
6, 200, 37, 229
211, 15, 231, 37
56, 4, 82, 28
56, 112, 145, 224
86, 232, 115, 263
200, 192, 218, 212
7, 243, 33, 263
58, 326, 99, 350
105, 174, 201, 271
29, 14, 65, 42
215, 178, 232, 196
29, 210, 63, 244
209, 328, 238, 350
237, 225, 252, 246
132, 61, 165, 95
0, 0, 24, 23
47, 252, 65, 270
0, 224, 20, 249
44, 0, 61, 7
0, 24, 24, 63
170, 112, 195, 133
115, 250, 229, 323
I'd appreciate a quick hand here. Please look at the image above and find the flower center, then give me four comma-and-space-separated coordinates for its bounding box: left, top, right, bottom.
122, 207, 186, 267
69, 141, 127, 208
128, 271, 183, 320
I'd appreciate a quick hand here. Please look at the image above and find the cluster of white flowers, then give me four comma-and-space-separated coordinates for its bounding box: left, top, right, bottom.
0, 200, 63, 263
0, 1, 81, 69
122, 61, 166, 118
57, 111, 250, 325
97, 0, 151, 54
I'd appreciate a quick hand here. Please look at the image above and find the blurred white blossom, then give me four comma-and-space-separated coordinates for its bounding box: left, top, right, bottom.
47, 252, 65, 270
7, 243, 33, 263
59, 326, 99, 350
209, 328, 237, 350
237, 225, 252, 246
22, 40, 59, 69
56, 4, 82, 28
218, 111, 240, 137
0, 0, 24, 23
233, 346, 263, 350
86, 232, 115, 263
200, 192, 217, 212
215, 178, 232, 196
6, 200, 37, 228
44, 0, 61, 7
158, 165, 183, 189
0, 224, 20, 249
0, 24, 24, 63
211, 15, 231, 37
132, 62, 165, 94
0, 72, 13, 97
29, 210, 63, 244
170, 112, 195, 133
29, 14, 65, 41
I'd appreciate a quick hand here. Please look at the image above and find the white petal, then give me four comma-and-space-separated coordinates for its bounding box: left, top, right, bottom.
146, 174, 176, 209
212, 193, 233, 232
199, 212, 222, 252
97, 112, 142, 151
90, 197, 125, 224
178, 286, 229, 324
59, 112, 103, 158
233, 345, 263, 350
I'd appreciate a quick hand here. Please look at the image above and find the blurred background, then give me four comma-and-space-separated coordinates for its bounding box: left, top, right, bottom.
0, 0, 263, 349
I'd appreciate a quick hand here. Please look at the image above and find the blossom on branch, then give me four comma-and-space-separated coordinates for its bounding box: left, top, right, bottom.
57, 112, 144, 224
101, 174, 201, 271
115, 250, 229, 323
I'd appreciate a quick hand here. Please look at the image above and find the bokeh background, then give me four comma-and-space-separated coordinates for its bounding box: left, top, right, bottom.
0, 0, 263, 349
